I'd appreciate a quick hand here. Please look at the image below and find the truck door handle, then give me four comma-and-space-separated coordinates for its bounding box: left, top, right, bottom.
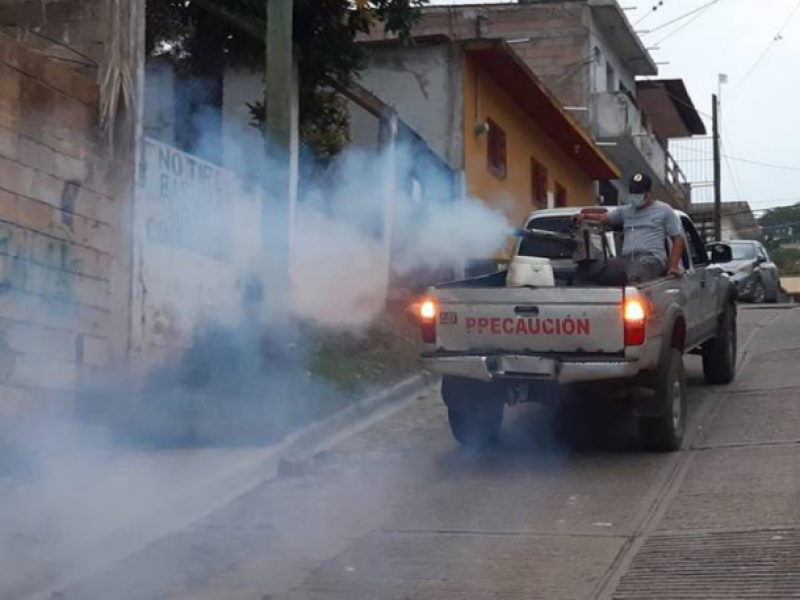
514, 306, 540, 316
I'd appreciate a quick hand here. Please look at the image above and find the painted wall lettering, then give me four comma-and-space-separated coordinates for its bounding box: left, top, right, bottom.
465, 317, 592, 336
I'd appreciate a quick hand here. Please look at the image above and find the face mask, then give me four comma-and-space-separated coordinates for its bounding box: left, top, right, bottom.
629, 194, 646, 208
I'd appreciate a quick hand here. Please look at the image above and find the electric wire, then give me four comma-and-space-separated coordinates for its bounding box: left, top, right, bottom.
728, 0, 800, 97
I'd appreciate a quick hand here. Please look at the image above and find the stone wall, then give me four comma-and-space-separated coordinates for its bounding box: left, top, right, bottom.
0, 33, 119, 415
0, 0, 107, 77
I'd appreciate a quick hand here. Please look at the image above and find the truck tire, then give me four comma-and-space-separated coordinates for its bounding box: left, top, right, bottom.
442, 376, 504, 448
702, 302, 737, 385
638, 349, 687, 452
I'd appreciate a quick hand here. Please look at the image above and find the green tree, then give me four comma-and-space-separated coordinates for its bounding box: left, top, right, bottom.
771, 247, 800, 275
146, 0, 427, 161
760, 202, 800, 251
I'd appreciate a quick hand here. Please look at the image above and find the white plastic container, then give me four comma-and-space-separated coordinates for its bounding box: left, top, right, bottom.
506, 256, 555, 288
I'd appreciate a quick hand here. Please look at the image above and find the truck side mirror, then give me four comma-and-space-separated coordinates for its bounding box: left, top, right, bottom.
707, 242, 733, 264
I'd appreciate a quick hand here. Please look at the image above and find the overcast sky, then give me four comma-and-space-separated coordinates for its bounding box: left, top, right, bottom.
429, 0, 800, 213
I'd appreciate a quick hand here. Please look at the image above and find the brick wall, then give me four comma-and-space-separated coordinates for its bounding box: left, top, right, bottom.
365, 3, 590, 109
0, 33, 118, 415
0, 0, 107, 77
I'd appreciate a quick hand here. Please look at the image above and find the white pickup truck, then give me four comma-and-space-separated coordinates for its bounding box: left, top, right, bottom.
419, 207, 738, 452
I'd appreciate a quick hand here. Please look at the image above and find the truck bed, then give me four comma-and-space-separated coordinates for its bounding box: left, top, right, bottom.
432, 278, 630, 356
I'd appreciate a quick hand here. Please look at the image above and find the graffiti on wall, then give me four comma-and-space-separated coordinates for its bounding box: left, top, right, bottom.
0, 223, 83, 306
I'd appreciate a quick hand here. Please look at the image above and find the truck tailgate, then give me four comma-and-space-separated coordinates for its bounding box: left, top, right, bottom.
434, 287, 625, 355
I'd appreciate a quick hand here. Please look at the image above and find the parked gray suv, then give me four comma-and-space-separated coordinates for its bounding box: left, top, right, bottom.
708, 240, 780, 303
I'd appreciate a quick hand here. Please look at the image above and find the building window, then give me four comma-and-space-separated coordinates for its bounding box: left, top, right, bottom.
531, 158, 548, 208
606, 62, 616, 93
593, 47, 603, 92
555, 183, 567, 208
487, 118, 507, 179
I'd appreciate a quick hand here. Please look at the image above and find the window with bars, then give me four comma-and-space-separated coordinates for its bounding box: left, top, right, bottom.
531, 158, 548, 208
487, 118, 507, 179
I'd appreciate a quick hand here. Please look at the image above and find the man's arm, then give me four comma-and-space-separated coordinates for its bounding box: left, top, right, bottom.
668, 235, 685, 278
575, 208, 622, 228
574, 211, 609, 224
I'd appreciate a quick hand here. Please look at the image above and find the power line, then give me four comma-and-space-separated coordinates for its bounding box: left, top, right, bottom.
670, 146, 800, 172
721, 140, 744, 202
719, 114, 748, 203
644, 0, 721, 35
654, 1, 721, 45
634, 1, 668, 26
728, 0, 800, 97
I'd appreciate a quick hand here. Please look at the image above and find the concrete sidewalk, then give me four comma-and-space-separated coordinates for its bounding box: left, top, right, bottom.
611, 306, 800, 599
0, 375, 430, 600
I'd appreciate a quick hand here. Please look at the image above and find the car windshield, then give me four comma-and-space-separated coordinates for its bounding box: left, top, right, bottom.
730, 243, 757, 260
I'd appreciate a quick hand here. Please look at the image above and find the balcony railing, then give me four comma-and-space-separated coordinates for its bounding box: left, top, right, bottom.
591, 91, 667, 184
665, 149, 691, 208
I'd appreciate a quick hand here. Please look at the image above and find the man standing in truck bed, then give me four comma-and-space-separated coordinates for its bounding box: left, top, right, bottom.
577, 172, 686, 283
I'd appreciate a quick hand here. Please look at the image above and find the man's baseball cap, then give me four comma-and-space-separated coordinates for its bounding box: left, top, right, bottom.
629, 172, 653, 193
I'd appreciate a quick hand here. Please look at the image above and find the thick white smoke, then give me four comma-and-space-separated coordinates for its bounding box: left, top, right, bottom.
289, 143, 513, 328
0, 74, 515, 599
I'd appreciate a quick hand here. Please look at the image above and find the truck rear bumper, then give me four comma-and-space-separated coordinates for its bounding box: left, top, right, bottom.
422, 354, 639, 385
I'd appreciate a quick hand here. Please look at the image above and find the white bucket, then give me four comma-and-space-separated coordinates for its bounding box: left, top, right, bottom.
506, 256, 555, 288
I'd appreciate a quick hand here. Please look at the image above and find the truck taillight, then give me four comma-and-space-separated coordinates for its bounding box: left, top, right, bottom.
420, 300, 437, 343
624, 298, 647, 347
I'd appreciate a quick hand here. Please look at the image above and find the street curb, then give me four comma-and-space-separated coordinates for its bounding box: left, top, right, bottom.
280, 372, 437, 465
739, 303, 798, 311
17, 373, 436, 600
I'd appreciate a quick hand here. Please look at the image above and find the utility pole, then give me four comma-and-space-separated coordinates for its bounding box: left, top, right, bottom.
264, 0, 298, 315
266, 0, 296, 159
712, 93, 722, 242
378, 108, 399, 302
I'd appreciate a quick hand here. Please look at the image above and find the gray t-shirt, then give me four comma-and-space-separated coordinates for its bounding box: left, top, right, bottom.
608, 201, 683, 265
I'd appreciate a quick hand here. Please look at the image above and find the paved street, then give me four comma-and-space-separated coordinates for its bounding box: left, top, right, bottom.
45, 307, 800, 600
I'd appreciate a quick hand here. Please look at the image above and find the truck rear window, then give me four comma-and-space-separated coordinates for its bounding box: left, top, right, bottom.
518, 217, 574, 259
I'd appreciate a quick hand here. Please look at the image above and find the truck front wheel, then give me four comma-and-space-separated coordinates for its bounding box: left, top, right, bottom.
442, 376, 504, 448
702, 302, 737, 385
638, 349, 687, 452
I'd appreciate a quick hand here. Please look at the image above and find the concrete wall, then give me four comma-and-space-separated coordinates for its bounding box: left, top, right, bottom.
355, 44, 464, 170
463, 53, 595, 249
369, 4, 590, 111
0, 34, 118, 415
143, 60, 265, 178
0, 0, 108, 77
587, 13, 636, 96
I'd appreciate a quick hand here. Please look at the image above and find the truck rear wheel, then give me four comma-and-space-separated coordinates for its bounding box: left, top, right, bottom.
638, 349, 687, 452
442, 377, 504, 448
702, 302, 737, 385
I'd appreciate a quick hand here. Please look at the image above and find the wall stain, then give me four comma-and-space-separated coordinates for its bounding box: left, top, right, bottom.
0, 223, 84, 305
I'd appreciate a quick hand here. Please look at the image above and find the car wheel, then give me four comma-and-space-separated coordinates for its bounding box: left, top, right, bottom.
702, 302, 737, 385
638, 349, 687, 452
442, 377, 504, 448
752, 280, 767, 304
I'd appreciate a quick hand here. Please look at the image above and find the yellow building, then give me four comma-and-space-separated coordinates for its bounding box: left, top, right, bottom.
462, 39, 620, 228
354, 36, 620, 232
